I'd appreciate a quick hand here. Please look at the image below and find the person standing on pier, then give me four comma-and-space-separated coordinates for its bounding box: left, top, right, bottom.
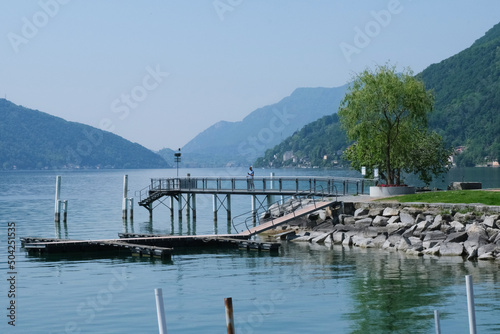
247, 166, 255, 190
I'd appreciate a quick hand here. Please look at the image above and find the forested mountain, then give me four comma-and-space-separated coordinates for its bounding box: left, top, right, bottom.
180, 85, 348, 167
0, 99, 169, 169
255, 21, 500, 168
420, 22, 500, 166
254, 114, 348, 168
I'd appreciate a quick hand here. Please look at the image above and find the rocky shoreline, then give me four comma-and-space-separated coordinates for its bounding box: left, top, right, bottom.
263, 198, 500, 262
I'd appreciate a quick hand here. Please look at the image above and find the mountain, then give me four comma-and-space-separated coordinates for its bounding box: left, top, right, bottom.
256, 21, 500, 169
0, 99, 169, 169
180, 85, 348, 167
419, 21, 500, 166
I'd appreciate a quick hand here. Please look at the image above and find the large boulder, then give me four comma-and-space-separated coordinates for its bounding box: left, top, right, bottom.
382, 207, 399, 216
440, 242, 464, 256
400, 212, 415, 226
373, 215, 390, 227
483, 215, 499, 228
354, 208, 369, 217
445, 232, 468, 243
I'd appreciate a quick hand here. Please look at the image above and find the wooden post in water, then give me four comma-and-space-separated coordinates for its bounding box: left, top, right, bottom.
251, 195, 256, 225
170, 196, 174, 218
186, 194, 191, 219
54, 175, 61, 222
122, 175, 128, 220
466, 275, 477, 334
154, 288, 168, 334
224, 297, 235, 334
178, 194, 183, 222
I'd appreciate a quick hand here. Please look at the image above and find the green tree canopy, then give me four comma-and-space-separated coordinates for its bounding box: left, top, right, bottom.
338, 64, 451, 185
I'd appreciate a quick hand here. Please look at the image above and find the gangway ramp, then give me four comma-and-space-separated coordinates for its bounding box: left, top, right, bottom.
238, 200, 335, 237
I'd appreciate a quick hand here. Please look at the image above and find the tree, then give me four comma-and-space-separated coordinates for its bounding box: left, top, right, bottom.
338, 64, 451, 185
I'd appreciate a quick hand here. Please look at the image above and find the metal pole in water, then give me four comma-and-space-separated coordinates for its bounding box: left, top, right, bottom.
122, 175, 128, 219
178, 195, 183, 222
434, 310, 441, 334
466, 275, 477, 334
251, 195, 256, 225
227, 195, 231, 224
192, 194, 196, 219
170, 196, 174, 218
213, 194, 218, 222
154, 288, 168, 334
224, 297, 235, 334
54, 175, 61, 222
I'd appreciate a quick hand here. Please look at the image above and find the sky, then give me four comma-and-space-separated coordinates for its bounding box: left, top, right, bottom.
2, 0, 500, 151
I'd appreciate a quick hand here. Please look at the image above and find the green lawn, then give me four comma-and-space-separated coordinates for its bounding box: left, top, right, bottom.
381, 190, 500, 206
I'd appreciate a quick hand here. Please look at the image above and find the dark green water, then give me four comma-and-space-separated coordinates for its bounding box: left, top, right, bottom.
1, 168, 499, 333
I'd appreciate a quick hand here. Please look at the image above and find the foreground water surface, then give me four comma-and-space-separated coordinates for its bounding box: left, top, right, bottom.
1, 167, 499, 333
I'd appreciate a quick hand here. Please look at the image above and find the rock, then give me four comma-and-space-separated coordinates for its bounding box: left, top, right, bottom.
439, 242, 464, 256
338, 214, 350, 224
445, 232, 468, 243
477, 244, 498, 258
406, 248, 423, 256
483, 215, 499, 228
383, 235, 402, 249
332, 232, 344, 244
388, 216, 400, 224
354, 218, 372, 228
354, 208, 369, 217
344, 217, 356, 225
373, 216, 390, 227
427, 219, 442, 231
402, 225, 417, 238
383, 207, 399, 216
368, 208, 384, 216
352, 236, 374, 248
400, 212, 415, 226
373, 234, 388, 247
324, 234, 333, 244
413, 220, 432, 237
342, 235, 352, 246
423, 240, 441, 249
467, 222, 488, 238
422, 244, 441, 255
415, 214, 426, 224
311, 232, 331, 243
362, 227, 380, 238
396, 237, 412, 251
423, 230, 447, 242
450, 221, 465, 232
387, 223, 405, 235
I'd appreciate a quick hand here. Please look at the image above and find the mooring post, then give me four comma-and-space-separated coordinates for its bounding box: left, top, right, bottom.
154, 288, 168, 334
213, 194, 218, 222
122, 175, 128, 219
466, 275, 477, 334
224, 297, 235, 334
434, 310, 441, 334
191, 194, 196, 219
54, 175, 61, 223
128, 198, 134, 220
226, 195, 231, 224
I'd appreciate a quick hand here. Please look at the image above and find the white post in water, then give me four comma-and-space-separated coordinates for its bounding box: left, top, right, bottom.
434, 310, 441, 334
54, 175, 61, 222
154, 288, 168, 334
466, 275, 477, 334
251, 195, 256, 225
122, 175, 128, 219
62, 200, 68, 223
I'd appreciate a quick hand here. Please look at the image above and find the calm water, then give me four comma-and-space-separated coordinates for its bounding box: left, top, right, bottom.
1, 167, 500, 333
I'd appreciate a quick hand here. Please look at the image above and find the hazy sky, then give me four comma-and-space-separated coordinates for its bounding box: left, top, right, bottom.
2, 1, 500, 151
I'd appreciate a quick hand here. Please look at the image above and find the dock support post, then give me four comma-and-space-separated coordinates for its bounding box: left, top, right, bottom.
466, 275, 477, 334
128, 198, 134, 220
213, 194, 218, 222
251, 195, 256, 225
62, 200, 68, 223
170, 196, 174, 218
122, 175, 128, 219
178, 195, 183, 221
227, 195, 231, 224
224, 297, 235, 334
191, 194, 196, 219
154, 288, 168, 334
186, 194, 191, 220
267, 195, 272, 209
148, 204, 153, 221
55, 175, 61, 222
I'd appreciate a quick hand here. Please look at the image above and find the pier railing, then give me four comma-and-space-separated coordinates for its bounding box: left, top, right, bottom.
137, 176, 375, 202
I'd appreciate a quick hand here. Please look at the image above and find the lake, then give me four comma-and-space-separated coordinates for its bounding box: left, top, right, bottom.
1, 167, 499, 333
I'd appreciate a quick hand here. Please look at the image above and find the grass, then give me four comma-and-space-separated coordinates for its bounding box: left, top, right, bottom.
380, 190, 500, 206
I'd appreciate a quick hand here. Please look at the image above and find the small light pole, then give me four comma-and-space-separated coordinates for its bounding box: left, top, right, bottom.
174, 148, 181, 178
